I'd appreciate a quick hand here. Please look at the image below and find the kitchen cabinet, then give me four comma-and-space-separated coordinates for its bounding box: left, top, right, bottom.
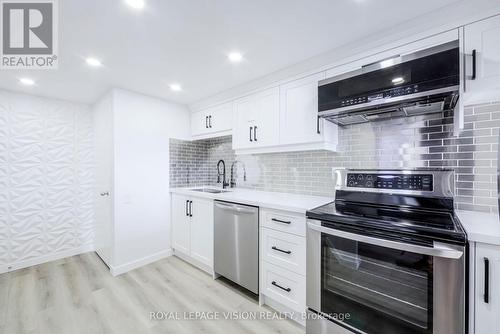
171, 194, 191, 255
171, 194, 214, 272
463, 15, 500, 105
191, 102, 232, 139
233, 87, 280, 151
259, 208, 307, 324
474, 242, 500, 334
279, 72, 337, 148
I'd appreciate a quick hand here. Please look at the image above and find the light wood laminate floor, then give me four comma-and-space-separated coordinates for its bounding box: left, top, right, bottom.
0, 253, 304, 334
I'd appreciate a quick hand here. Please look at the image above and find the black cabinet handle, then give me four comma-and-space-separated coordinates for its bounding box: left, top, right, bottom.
205, 116, 208, 128
208, 115, 212, 128
185, 200, 189, 216
189, 201, 193, 217
472, 49, 477, 80
271, 281, 291, 292
271, 246, 291, 254
317, 117, 321, 134
484, 257, 490, 303
249, 126, 253, 142
271, 218, 291, 225
254, 126, 257, 141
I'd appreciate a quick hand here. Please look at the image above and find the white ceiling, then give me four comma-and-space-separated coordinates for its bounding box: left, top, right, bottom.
0, 0, 465, 105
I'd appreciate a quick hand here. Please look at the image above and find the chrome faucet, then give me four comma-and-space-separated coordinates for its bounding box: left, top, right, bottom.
230, 161, 247, 188
217, 160, 229, 189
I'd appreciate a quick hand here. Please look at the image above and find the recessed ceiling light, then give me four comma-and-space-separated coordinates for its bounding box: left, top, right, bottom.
125, 0, 145, 9
19, 78, 35, 86
228, 52, 243, 63
86, 57, 102, 67
392, 77, 405, 85
169, 83, 182, 92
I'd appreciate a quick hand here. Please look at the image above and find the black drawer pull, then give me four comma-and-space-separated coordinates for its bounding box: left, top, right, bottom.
185, 200, 189, 216
249, 126, 253, 142
271, 218, 291, 225
472, 49, 477, 80
484, 257, 490, 303
208, 115, 212, 128
271, 281, 291, 292
205, 116, 209, 128
271, 246, 291, 254
254, 126, 257, 141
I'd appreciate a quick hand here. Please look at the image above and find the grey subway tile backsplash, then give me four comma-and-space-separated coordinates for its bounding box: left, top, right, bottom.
170, 101, 500, 213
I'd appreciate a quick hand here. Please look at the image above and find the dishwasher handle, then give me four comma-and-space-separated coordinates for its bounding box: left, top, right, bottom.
215, 202, 256, 215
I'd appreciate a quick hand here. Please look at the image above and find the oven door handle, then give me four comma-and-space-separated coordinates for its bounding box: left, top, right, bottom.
307, 221, 463, 259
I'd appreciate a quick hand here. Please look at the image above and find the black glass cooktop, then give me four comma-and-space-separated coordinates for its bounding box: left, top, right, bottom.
307, 191, 466, 245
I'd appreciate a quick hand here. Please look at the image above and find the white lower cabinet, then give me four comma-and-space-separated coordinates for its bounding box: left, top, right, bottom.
171, 194, 214, 272
259, 208, 307, 323
474, 242, 500, 334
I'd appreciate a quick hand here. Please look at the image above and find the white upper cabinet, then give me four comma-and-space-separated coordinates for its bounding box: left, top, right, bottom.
463, 15, 500, 105
280, 72, 326, 145
233, 87, 280, 151
191, 102, 233, 139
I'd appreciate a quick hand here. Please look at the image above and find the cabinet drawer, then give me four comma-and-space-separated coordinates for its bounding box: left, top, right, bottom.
260, 209, 306, 236
260, 227, 306, 275
260, 261, 306, 313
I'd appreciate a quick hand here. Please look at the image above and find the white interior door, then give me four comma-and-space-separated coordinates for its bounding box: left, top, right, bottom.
93, 96, 114, 266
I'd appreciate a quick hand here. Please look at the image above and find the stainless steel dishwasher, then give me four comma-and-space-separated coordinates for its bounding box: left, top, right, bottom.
214, 200, 259, 294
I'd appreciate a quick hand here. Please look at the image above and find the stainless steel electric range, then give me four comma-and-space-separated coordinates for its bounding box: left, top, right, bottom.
306, 169, 468, 334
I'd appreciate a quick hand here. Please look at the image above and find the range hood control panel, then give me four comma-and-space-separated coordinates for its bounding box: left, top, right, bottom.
346, 173, 433, 191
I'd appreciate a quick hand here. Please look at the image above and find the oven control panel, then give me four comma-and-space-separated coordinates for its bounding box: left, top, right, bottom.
346, 173, 433, 191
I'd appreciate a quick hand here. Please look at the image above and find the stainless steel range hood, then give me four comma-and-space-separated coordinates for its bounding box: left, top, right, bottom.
321, 87, 459, 126
318, 41, 460, 126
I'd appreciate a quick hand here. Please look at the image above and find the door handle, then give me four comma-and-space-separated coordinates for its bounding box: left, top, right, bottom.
205, 116, 209, 128
307, 221, 463, 259
471, 49, 477, 80
186, 200, 189, 216
484, 257, 490, 303
208, 115, 212, 128
271, 218, 291, 225
249, 126, 253, 142
271, 281, 291, 292
189, 201, 193, 217
100, 192, 109, 196
271, 246, 292, 254
317, 117, 321, 134
254, 126, 257, 141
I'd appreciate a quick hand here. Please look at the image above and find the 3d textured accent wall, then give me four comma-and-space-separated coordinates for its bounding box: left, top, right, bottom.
0, 90, 94, 271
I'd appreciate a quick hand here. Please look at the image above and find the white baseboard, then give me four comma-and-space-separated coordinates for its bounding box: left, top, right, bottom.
173, 249, 213, 275
0, 245, 95, 274
110, 248, 173, 276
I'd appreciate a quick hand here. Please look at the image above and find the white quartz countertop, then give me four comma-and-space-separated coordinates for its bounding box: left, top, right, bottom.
457, 210, 500, 246
170, 187, 333, 214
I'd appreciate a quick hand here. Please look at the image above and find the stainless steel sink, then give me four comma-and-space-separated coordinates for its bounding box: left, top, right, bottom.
191, 188, 230, 194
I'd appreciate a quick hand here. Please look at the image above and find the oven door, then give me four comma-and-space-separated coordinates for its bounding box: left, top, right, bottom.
306, 220, 466, 334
